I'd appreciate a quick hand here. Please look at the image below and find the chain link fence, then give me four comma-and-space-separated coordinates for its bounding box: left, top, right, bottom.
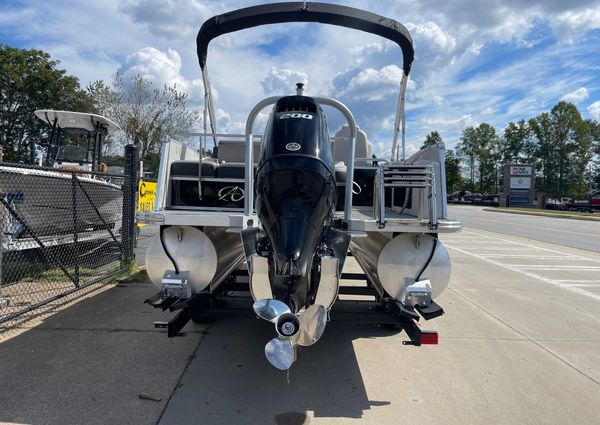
0, 146, 137, 331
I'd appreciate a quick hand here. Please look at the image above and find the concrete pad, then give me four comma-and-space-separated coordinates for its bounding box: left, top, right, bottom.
536, 341, 600, 382
0, 281, 202, 425
159, 305, 600, 425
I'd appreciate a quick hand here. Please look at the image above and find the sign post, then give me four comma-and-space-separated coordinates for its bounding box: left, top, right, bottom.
501, 164, 535, 207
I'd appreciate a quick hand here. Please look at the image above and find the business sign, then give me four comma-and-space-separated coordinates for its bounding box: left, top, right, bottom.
510, 166, 532, 176
510, 176, 531, 189
137, 180, 157, 226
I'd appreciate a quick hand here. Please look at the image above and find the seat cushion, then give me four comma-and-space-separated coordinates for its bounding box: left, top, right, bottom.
215, 163, 257, 179
170, 160, 217, 177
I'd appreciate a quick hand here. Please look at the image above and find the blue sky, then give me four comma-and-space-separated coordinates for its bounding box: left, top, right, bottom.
1, 0, 600, 156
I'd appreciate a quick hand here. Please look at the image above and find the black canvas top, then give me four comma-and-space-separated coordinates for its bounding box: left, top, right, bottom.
196, 2, 414, 75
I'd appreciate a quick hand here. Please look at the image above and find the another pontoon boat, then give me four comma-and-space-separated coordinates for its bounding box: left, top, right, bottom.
140, 2, 462, 370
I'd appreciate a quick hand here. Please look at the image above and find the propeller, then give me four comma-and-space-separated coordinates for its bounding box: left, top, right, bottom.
265, 338, 295, 370
296, 304, 327, 346
253, 299, 290, 322
253, 299, 329, 370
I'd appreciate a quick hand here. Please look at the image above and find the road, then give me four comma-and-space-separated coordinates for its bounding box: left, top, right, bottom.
1, 209, 599, 425
448, 204, 600, 253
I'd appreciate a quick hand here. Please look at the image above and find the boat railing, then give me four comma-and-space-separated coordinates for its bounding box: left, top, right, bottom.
373, 163, 437, 230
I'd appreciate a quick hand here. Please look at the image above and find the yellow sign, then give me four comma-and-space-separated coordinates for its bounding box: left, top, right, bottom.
137, 180, 157, 226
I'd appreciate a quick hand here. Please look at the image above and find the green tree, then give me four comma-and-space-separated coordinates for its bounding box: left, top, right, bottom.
528, 112, 554, 199
502, 120, 533, 164
457, 127, 477, 191
0, 45, 94, 162
457, 123, 499, 192
88, 75, 200, 161
445, 149, 462, 193
421, 130, 442, 149
529, 103, 593, 198
588, 120, 600, 188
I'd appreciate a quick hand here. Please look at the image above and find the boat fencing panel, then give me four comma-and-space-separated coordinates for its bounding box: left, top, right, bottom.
0, 145, 138, 331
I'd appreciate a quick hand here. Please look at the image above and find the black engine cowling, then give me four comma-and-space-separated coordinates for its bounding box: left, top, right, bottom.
255, 95, 336, 309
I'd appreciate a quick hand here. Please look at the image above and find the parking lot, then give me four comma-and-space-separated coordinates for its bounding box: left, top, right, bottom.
1, 206, 599, 425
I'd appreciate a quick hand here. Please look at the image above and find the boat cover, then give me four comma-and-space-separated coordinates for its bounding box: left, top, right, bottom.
196, 2, 414, 75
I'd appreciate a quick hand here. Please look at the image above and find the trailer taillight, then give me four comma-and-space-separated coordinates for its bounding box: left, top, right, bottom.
420, 331, 438, 345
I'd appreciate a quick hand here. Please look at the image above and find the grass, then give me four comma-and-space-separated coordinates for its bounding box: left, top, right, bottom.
117, 268, 151, 283
16, 267, 96, 284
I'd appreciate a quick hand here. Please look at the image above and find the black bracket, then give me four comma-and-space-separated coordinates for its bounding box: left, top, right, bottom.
154, 308, 190, 337
415, 300, 445, 321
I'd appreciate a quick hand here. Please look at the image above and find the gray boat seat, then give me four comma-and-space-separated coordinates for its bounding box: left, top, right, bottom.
334, 162, 347, 183
333, 125, 373, 166
170, 159, 217, 177
215, 163, 258, 179
218, 140, 261, 164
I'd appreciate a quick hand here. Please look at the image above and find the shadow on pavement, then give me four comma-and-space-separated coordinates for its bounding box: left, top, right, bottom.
0, 281, 202, 425
160, 315, 398, 425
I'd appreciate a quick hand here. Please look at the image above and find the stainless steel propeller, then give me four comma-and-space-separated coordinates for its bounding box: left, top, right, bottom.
264, 338, 295, 370
253, 299, 290, 322
296, 304, 327, 346
253, 299, 329, 370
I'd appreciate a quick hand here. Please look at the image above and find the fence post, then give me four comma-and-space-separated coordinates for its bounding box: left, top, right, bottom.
71, 174, 80, 287
123, 144, 138, 265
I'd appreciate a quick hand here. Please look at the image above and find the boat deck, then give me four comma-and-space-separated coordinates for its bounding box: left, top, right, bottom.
336, 206, 462, 233
140, 206, 462, 233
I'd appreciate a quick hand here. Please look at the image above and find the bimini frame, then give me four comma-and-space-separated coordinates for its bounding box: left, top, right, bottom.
195, 1, 415, 165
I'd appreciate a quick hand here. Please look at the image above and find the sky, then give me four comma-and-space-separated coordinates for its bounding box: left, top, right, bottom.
1, 0, 600, 156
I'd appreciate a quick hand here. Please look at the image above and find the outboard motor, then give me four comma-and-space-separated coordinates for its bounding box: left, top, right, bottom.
255, 92, 337, 312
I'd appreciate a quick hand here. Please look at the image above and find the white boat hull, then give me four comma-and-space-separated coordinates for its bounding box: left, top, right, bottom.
0, 166, 123, 240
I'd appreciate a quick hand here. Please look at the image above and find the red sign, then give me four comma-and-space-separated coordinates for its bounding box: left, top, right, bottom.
510, 166, 532, 176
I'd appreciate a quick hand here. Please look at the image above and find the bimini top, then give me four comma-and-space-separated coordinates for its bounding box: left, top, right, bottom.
197, 2, 414, 75
34, 110, 121, 135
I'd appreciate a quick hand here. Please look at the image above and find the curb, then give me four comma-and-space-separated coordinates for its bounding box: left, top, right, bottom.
482, 208, 600, 222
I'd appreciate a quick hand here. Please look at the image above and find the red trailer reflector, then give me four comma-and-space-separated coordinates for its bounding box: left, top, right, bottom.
420, 331, 438, 345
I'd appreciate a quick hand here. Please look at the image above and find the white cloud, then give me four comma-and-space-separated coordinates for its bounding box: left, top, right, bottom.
118, 47, 203, 102
588, 101, 600, 121
340, 65, 404, 101
405, 22, 457, 54
261, 68, 308, 96
4, 0, 600, 157
561, 87, 589, 103
550, 6, 600, 42
122, 0, 224, 39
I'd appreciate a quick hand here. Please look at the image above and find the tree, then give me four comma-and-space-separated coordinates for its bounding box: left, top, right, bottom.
588, 119, 600, 188
421, 130, 442, 149
88, 75, 200, 162
0, 45, 94, 162
457, 123, 499, 192
457, 127, 477, 191
445, 149, 462, 193
502, 120, 533, 164
528, 112, 553, 199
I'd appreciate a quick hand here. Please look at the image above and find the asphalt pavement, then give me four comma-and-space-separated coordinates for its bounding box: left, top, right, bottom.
1, 208, 599, 425
448, 204, 600, 253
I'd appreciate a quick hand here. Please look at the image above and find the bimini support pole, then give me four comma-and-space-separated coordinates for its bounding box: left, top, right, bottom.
201, 67, 218, 148
315, 98, 357, 221
244, 96, 281, 216
391, 73, 409, 161
199, 66, 219, 200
